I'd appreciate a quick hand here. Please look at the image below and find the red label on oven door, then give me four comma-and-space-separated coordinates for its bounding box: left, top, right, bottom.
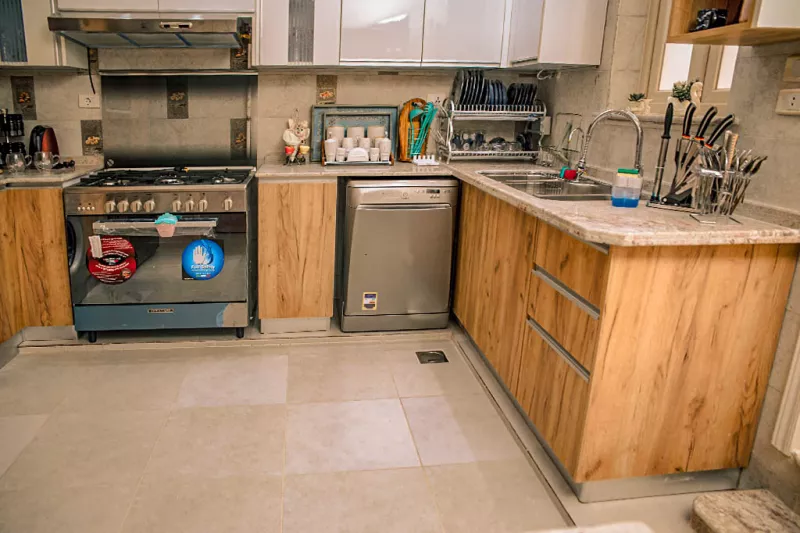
87, 236, 137, 285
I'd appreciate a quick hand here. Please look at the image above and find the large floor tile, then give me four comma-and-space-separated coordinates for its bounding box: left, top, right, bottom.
177, 354, 288, 407
0, 365, 99, 416
402, 394, 523, 465
0, 410, 167, 490
425, 460, 568, 533
120, 474, 282, 533
0, 415, 48, 478
287, 346, 396, 403
0, 483, 136, 533
386, 342, 484, 397
145, 405, 285, 478
284, 468, 442, 533
57, 362, 189, 413
285, 399, 419, 474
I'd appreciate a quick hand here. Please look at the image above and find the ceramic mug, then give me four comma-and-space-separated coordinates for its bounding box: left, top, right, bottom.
323, 139, 338, 162
358, 137, 372, 150
327, 126, 345, 144
367, 125, 385, 141
348, 126, 365, 141
378, 138, 391, 158
335, 147, 346, 162
342, 137, 356, 153
369, 147, 380, 162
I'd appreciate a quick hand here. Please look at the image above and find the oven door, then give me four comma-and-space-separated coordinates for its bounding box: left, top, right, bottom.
71, 213, 248, 306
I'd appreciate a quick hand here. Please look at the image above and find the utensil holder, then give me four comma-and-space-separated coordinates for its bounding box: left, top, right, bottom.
689, 168, 747, 224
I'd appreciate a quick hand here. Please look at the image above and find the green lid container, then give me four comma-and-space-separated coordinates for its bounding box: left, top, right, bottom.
617, 168, 640, 175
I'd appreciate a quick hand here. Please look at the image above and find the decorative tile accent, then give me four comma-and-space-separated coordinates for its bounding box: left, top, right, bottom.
11, 76, 35, 120
81, 120, 103, 156
166, 77, 189, 119
230, 118, 248, 160
316, 75, 337, 105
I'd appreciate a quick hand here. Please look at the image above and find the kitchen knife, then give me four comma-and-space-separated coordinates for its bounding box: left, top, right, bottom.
694, 106, 718, 143
650, 103, 673, 203
705, 114, 735, 148
669, 103, 697, 194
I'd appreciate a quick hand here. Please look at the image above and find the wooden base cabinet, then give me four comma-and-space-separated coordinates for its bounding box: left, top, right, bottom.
258, 181, 337, 320
454, 186, 799, 483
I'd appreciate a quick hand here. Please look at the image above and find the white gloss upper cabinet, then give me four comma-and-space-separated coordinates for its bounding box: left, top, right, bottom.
340, 0, 425, 65
56, 0, 159, 10
422, 0, 507, 66
255, 0, 340, 66
158, 0, 254, 12
508, 0, 544, 64
1, 0, 87, 68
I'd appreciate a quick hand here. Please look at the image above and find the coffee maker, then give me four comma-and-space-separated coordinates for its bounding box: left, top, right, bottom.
0, 109, 26, 169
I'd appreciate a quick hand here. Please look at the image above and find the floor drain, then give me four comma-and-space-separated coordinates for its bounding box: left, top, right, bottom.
416, 351, 448, 364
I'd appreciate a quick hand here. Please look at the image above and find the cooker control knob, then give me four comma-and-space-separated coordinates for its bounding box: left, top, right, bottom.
223, 197, 233, 211
172, 199, 182, 212
130, 199, 143, 213
117, 199, 129, 213
143, 199, 156, 213
198, 198, 208, 212
184, 199, 195, 212
104, 200, 116, 213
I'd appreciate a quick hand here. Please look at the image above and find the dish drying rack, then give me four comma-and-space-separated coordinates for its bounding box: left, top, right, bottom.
435, 99, 548, 163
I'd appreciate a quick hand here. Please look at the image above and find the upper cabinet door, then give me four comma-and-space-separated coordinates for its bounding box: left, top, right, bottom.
158, 0, 255, 12
56, 0, 159, 10
340, 0, 425, 65
508, 0, 544, 64
422, 0, 507, 66
255, 0, 340, 66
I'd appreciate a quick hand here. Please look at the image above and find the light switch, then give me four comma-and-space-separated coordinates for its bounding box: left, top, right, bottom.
784, 56, 800, 82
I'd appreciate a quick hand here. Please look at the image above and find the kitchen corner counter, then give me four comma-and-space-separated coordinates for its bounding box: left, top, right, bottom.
256, 161, 800, 247
0, 164, 104, 189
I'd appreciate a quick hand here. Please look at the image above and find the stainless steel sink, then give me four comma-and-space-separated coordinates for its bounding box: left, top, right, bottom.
477, 169, 612, 201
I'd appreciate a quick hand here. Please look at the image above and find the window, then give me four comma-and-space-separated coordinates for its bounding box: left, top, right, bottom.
643, 0, 738, 111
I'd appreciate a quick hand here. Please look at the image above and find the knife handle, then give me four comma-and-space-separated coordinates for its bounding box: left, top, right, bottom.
705, 114, 735, 147
683, 103, 697, 137
663, 103, 674, 139
695, 106, 718, 140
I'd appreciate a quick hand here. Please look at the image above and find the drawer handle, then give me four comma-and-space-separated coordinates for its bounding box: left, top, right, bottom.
532, 266, 600, 320
526, 317, 590, 382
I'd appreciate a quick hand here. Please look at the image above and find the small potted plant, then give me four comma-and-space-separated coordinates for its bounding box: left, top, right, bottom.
668, 80, 696, 113
627, 92, 651, 114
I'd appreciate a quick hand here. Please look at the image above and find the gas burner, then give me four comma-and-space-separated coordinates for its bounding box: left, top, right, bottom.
155, 177, 186, 186
212, 176, 241, 184
100, 178, 134, 187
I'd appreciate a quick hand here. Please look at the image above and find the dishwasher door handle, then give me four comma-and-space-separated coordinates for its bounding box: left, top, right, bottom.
354, 204, 453, 211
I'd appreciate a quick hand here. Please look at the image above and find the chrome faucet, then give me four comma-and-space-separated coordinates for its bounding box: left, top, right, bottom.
576, 109, 644, 179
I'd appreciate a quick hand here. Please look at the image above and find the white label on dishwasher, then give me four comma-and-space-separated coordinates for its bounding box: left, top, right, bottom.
88, 235, 103, 259
362, 292, 378, 311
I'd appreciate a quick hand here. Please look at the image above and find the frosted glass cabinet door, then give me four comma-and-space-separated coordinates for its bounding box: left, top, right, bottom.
508, 0, 544, 64
340, 0, 425, 64
422, 0, 506, 66
158, 0, 255, 12
56, 0, 159, 10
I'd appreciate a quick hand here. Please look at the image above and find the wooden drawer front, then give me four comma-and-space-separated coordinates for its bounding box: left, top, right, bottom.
534, 222, 609, 309
516, 317, 590, 477
527, 268, 600, 372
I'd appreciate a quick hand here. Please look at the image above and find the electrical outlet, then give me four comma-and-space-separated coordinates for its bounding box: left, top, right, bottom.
427, 93, 446, 107
776, 89, 800, 116
79, 94, 100, 109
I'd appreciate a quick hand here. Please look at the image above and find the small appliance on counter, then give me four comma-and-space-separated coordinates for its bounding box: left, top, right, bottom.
28, 125, 59, 156
0, 109, 26, 170
64, 167, 257, 342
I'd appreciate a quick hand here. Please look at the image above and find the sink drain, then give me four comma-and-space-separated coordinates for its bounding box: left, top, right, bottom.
416, 351, 448, 364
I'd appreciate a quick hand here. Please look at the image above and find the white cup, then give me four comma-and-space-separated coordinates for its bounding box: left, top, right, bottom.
378, 137, 391, 158
342, 137, 356, 153
327, 126, 345, 144
324, 138, 338, 162
372, 136, 385, 148
358, 137, 372, 150
348, 126, 365, 141
369, 147, 380, 162
367, 125, 385, 141
335, 147, 346, 162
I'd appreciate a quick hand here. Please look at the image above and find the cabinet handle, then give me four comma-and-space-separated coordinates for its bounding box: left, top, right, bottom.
526, 317, 590, 382
532, 266, 600, 320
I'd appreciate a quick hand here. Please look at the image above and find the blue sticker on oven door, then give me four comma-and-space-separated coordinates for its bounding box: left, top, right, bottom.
182, 239, 224, 280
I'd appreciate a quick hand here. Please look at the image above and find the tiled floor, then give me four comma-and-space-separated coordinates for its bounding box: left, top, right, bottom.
0, 333, 702, 532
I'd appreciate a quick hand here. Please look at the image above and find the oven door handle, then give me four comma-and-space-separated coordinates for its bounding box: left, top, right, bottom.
92, 219, 218, 236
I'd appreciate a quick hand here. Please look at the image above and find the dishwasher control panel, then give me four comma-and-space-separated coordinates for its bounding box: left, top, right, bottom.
347, 180, 459, 206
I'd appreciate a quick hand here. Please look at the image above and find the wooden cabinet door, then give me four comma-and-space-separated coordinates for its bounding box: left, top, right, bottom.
422, 0, 506, 66
516, 318, 590, 477
339, 0, 425, 64
0, 192, 23, 343
454, 184, 536, 392
258, 181, 337, 320
6, 189, 72, 330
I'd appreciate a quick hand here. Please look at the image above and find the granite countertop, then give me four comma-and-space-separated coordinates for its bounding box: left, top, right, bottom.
256, 161, 800, 247
0, 164, 104, 188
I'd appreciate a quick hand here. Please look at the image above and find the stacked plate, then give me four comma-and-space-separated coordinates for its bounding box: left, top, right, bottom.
450, 70, 538, 109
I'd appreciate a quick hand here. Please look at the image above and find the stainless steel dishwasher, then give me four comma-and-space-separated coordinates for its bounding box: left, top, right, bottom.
340, 179, 460, 332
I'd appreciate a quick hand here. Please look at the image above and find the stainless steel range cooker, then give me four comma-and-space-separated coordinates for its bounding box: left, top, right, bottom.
64, 167, 256, 342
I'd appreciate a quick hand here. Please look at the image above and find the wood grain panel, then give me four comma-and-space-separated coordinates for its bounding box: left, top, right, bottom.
453, 184, 537, 392
575, 243, 799, 482
7, 189, 72, 329
259, 181, 337, 319
534, 222, 609, 309
517, 320, 590, 477
0, 192, 23, 343
527, 273, 600, 372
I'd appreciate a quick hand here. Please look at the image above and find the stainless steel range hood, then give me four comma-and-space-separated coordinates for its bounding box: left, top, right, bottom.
47, 16, 250, 49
